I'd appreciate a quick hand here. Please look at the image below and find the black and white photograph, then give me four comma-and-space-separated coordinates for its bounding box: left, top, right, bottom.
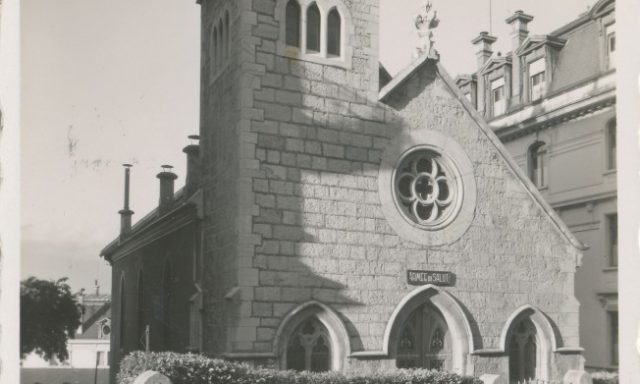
5, 0, 640, 383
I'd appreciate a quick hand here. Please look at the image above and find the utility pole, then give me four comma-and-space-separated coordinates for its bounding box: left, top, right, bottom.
145, 325, 150, 353
489, 0, 493, 34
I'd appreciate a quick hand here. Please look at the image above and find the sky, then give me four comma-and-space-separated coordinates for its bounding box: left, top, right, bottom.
21, 0, 595, 294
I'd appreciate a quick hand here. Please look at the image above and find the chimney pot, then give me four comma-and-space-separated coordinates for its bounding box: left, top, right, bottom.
183, 136, 201, 196
119, 164, 134, 239
472, 31, 497, 68
157, 167, 178, 215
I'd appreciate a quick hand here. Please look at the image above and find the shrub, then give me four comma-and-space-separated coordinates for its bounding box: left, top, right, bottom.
591, 371, 618, 384
118, 351, 483, 384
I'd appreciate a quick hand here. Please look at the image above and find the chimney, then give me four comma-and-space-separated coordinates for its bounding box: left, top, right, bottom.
506, 10, 533, 50
506, 11, 533, 104
471, 31, 497, 117
472, 31, 497, 69
157, 165, 178, 215
118, 164, 134, 239
183, 135, 201, 196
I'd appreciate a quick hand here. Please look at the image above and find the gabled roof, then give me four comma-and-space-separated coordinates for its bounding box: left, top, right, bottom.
100, 187, 203, 262
81, 302, 111, 335
589, 0, 615, 19
479, 55, 512, 74
515, 35, 567, 56
454, 74, 476, 87
378, 55, 586, 251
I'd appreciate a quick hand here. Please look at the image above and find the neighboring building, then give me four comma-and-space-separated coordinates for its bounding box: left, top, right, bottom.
102, 1, 591, 383
69, 291, 112, 369
21, 291, 111, 384
455, 0, 616, 371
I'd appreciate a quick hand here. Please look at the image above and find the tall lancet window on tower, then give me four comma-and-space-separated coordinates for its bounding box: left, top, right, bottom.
225, 11, 230, 58
327, 8, 341, 56
119, 275, 126, 351
306, 3, 321, 52
285, 0, 301, 47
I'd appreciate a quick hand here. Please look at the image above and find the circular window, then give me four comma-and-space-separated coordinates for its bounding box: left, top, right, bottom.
378, 130, 476, 246
393, 149, 461, 229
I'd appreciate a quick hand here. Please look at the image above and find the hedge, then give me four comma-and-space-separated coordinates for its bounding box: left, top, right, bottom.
591, 371, 618, 384
118, 351, 483, 384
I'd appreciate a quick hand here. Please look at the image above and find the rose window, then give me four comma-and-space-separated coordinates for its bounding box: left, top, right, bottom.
394, 150, 459, 228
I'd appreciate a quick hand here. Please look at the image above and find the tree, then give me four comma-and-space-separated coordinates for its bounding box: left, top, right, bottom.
20, 277, 82, 362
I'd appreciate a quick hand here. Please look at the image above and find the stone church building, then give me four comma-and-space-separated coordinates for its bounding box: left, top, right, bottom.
101, 1, 590, 383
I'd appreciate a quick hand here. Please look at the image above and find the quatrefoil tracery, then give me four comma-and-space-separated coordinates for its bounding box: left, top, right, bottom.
395, 153, 455, 226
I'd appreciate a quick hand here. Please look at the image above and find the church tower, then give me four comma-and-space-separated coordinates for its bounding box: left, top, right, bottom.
198, 0, 383, 361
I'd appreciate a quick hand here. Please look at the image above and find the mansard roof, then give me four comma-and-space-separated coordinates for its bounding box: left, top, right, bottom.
100, 187, 203, 263
378, 55, 586, 251
550, 0, 615, 37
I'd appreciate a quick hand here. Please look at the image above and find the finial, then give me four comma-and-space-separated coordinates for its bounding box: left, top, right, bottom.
414, 0, 440, 58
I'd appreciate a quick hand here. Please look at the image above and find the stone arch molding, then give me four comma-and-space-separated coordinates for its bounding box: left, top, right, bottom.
499, 305, 560, 381
499, 305, 559, 353
382, 285, 476, 375
273, 301, 351, 371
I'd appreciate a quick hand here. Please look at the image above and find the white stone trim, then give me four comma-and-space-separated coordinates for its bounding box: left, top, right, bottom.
274, 0, 353, 69
379, 129, 476, 246
273, 300, 350, 371
381, 285, 475, 375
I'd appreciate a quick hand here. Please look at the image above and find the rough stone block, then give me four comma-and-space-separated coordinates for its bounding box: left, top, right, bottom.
133, 371, 172, 384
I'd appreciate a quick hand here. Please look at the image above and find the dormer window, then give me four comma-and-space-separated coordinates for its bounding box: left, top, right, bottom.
491, 78, 505, 117
529, 58, 546, 101
606, 23, 616, 69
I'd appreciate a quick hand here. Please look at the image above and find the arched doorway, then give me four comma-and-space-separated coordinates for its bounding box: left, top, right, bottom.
396, 303, 452, 370
508, 317, 539, 383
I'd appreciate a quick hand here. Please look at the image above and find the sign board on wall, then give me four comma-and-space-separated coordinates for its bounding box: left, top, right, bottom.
407, 270, 456, 286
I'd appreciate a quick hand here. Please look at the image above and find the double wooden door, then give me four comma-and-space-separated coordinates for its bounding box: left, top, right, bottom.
396, 304, 452, 370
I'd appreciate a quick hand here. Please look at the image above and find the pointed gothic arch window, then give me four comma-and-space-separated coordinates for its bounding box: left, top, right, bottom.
225, 11, 230, 57
508, 317, 538, 382
163, 260, 172, 348
327, 8, 341, 56
221, 18, 226, 62
286, 317, 331, 372
285, 0, 301, 47
216, 21, 223, 68
137, 271, 145, 350
119, 275, 126, 350
528, 141, 548, 188
306, 3, 321, 52
212, 26, 218, 72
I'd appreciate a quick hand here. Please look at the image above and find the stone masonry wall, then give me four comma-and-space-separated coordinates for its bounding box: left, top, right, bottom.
199, 0, 582, 379
200, 0, 244, 356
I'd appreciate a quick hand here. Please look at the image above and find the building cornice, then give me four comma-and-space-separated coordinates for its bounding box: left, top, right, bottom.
104, 204, 199, 264
491, 72, 616, 142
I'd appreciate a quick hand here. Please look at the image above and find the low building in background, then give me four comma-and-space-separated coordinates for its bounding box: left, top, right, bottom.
21, 289, 111, 384
455, 0, 617, 371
